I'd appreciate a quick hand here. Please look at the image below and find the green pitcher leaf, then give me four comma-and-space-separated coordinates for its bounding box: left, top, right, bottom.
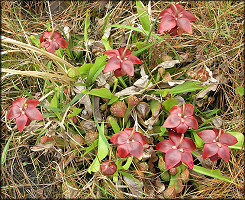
228, 132, 244, 150
172, 81, 206, 94
162, 98, 179, 111
68, 107, 82, 118
84, 88, 114, 99
136, 1, 151, 31
192, 165, 232, 183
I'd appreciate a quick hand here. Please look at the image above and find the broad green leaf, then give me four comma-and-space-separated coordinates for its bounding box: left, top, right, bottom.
108, 95, 119, 105
68, 107, 82, 118
150, 99, 161, 117
50, 87, 60, 108
1, 132, 14, 165
162, 98, 179, 111
192, 131, 204, 148
228, 132, 244, 150
136, 1, 151, 31
30, 35, 40, 47
172, 81, 206, 94
235, 86, 244, 96
84, 88, 114, 99
84, 9, 90, 43
88, 123, 109, 173
87, 55, 107, 84
192, 165, 232, 183
160, 127, 166, 136
122, 156, 133, 170
109, 118, 121, 134
102, 35, 112, 50
67, 64, 92, 78
46, 21, 51, 31
81, 139, 98, 158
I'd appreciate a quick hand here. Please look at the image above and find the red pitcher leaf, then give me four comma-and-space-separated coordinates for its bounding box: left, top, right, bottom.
104, 57, 121, 73
219, 133, 238, 146
165, 149, 181, 169
163, 114, 181, 128
111, 128, 147, 160
159, 16, 177, 33
26, 99, 40, 107
127, 54, 143, 64
181, 11, 196, 22
117, 144, 130, 158
181, 151, 194, 170
121, 60, 134, 76
175, 123, 189, 133
118, 47, 131, 58
202, 143, 219, 159
7, 106, 21, 119
184, 116, 198, 130
156, 140, 175, 153
100, 161, 117, 175
16, 114, 28, 131
177, 18, 193, 34
104, 50, 120, 58
197, 130, 216, 143
110, 131, 129, 145
183, 104, 194, 116
114, 69, 125, 77
218, 145, 230, 162
129, 142, 144, 160
7, 98, 43, 131
25, 107, 43, 120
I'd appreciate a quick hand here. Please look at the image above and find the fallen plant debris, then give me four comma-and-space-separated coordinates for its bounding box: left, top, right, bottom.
2, 1, 244, 199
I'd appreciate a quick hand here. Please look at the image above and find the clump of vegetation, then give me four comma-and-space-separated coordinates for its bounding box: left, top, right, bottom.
1, 1, 244, 199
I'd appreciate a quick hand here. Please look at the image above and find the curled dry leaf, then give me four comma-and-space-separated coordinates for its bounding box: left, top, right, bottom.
110, 101, 127, 118
196, 84, 217, 99
81, 120, 97, 131
163, 185, 176, 199
115, 86, 141, 96
155, 177, 166, 194
151, 60, 180, 73
31, 141, 55, 153
136, 102, 150, 118
167, 80, 185, 87
212, 116, 223, 129
74, 78, 93, 119
123, 175, 143, 197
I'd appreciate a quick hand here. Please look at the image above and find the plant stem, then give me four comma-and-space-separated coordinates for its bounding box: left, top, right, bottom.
178, 133, 185, 147
129, 126, 136, 141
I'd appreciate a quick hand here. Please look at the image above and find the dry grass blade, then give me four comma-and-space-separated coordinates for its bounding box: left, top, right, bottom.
2, 68, 74, 84
1, 36, 80, 75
